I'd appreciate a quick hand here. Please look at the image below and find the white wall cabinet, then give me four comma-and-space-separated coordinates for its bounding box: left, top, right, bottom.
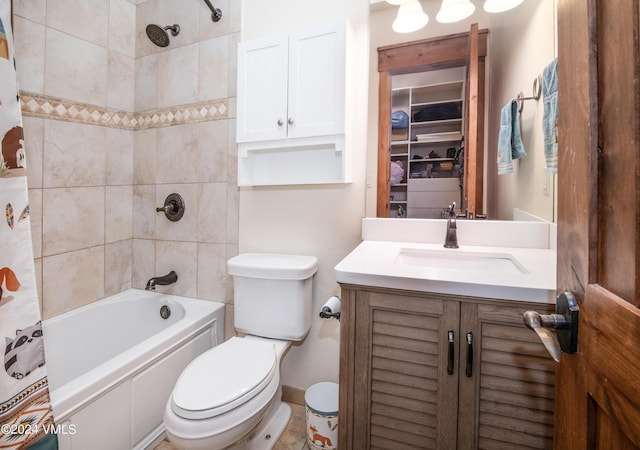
236, 21, 351, 186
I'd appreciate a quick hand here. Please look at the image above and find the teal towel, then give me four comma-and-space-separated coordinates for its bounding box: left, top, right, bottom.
497, 100, 526, 175
542, 58, 558, 173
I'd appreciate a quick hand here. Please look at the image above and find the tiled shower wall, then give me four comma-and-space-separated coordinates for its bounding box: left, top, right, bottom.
13, 0, 240, 327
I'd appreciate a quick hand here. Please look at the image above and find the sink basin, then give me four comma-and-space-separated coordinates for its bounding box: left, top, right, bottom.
395, 248, 528, 274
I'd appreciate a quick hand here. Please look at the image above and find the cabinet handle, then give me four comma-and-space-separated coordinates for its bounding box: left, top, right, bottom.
465, 332, 473, 377
277, 119, 284, 126
447, 330, 455, 375
288, 117, 294, 125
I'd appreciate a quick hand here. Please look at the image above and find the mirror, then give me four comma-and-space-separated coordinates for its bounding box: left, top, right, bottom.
367, 0, 557, 222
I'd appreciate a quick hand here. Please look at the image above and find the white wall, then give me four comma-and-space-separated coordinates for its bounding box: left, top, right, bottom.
239, 0, 369, 390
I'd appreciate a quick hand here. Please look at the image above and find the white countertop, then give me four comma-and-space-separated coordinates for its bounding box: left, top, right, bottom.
334, 218, 557, 304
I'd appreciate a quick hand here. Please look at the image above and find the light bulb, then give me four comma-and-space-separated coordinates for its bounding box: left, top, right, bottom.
483, 0, 525, 13
436, 0, 476, 23
392, 0, 429, 33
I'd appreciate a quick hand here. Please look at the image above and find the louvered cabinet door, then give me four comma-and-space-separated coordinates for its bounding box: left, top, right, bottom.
457, 302, 556, 450
352, 290, 460, 450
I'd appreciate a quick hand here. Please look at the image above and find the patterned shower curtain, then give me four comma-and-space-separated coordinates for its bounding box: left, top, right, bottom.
0, 1, 57, 449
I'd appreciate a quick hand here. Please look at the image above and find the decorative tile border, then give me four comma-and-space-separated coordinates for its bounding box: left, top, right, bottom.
19, 91, 229, 130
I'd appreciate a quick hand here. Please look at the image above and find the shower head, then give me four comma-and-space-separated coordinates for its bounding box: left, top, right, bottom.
145, 24, 180, 48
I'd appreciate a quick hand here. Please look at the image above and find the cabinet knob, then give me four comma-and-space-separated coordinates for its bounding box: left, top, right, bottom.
277, 119, 284, 126
288, 117, 294, 125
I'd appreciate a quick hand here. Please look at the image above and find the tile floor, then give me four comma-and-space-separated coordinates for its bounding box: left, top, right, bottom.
155, 403, 308, 450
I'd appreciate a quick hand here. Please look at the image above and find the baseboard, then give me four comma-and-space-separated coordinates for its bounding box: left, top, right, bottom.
282, 385, 305, 406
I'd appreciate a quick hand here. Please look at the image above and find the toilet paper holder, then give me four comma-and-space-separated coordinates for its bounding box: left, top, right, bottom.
319, 296, 341, 321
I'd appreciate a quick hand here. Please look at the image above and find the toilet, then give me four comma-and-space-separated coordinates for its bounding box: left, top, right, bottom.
163, 253, 318, 450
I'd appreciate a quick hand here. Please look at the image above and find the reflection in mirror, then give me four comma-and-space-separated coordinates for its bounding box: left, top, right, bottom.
367, 0, 557, 222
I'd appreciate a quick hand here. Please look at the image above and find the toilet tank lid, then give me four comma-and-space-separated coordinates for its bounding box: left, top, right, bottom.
228, 253, 318, 280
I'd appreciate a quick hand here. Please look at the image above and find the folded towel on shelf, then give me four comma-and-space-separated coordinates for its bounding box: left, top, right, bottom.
497, 99, 526, 175
542, 58, 558, 173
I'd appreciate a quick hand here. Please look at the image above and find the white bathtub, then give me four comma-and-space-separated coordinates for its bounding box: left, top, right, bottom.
42, 289, 225, 450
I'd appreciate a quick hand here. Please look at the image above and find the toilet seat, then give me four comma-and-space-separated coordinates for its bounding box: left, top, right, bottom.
171, 337, 277, 420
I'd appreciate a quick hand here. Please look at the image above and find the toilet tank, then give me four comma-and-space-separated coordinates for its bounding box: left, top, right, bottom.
227, 254, 318, 341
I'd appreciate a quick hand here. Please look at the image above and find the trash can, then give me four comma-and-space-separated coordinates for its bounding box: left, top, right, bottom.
305, 382, 339, 450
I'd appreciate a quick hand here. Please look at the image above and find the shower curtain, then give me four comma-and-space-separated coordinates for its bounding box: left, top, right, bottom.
0, 1, 57, 448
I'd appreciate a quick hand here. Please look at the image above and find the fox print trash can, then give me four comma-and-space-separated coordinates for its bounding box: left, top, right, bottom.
305, 382, 339, 450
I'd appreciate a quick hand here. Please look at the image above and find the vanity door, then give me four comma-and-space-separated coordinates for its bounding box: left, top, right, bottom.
343, 288, 460, 449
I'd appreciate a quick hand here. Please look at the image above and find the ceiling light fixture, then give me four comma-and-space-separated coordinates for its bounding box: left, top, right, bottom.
436, 0, 475, 23
392, 0, 429, 33
483, 0, 525, 13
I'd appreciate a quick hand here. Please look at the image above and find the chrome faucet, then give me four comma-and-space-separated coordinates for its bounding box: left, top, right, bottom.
145, 271, 178, 290
444, 202, 459, 249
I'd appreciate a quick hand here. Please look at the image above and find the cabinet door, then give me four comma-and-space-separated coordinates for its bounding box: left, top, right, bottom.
351, 290, 460, 450
458, 302, 555, 450
287, 23, 345, 139
236, 33, 288, 143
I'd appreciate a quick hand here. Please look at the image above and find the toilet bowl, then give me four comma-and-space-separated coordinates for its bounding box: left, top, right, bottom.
163, 253, 318, 450
164, 336, 291, 450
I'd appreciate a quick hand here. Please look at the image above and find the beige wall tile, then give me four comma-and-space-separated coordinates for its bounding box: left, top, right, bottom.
133, 128, 157, 184
196, 243, 227, 302
158, 0, 199, 47
156, 123, 199, 184
155, 240, 197, 297
133, 185, 156, 239
106, 128, 134, 186
132, 238, 155, 289
228, 32, 240, 98
109, 0, 137, 58
28, 188, 42, 259
156, 184, 198, 241
23, 117, 44, 189
198, 120, 228, 183
45, 29, 109, 106
106, 185, 133, 243
13, 0, 47, 24
226, 184, 239, 244
43, 120, 107, 188
47, 0, 109, 47
197, 183, 227, 243
42, 245, 105, 319
42, 187, 105, 256
198, 0, 230, 41
199, 36, 229, 102
157, 44, 199, 108
107, 51, 136, 112
105, 239, 133, 296
135, 0, 160, 59
13, 16, 45, 94
134, 54, 159, 112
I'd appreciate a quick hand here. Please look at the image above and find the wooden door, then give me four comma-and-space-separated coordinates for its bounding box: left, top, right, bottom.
463, 23, 485, 216
555, 0, 640, 448
376, 29, 488, 218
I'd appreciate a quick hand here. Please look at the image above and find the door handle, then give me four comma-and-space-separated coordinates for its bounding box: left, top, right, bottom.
523, 291, 579, 362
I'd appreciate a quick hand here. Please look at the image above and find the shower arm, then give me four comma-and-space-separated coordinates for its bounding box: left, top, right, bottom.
203, 0, 222, 22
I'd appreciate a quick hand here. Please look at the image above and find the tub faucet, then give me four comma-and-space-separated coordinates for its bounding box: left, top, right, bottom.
444, 202, 459, 249
145, 271, 178, 290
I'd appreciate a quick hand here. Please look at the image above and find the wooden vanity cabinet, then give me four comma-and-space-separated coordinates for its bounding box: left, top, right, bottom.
338, 285, 555, 450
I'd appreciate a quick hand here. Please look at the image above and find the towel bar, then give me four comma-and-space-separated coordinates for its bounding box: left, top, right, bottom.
516, 74, 542, 112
